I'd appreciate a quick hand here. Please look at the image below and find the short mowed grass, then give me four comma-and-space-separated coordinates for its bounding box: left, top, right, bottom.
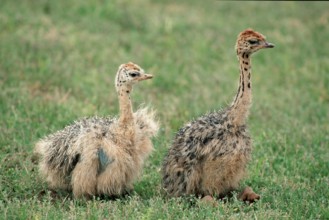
1, 1, 328, 219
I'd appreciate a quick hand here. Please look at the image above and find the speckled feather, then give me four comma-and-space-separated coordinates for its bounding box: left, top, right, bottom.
162, 108, 251, 197
37, 116, 116, 179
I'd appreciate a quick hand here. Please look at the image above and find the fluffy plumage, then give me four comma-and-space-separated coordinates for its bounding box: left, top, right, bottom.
35, 62, 159, 198
162, 29, 274, 202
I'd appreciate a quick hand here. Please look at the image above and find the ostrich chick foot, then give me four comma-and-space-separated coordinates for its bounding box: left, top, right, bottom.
238, 186, 260, 203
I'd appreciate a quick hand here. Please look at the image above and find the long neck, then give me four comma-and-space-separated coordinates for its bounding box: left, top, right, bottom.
229, 52, 252, 126
118, 85, 134, 127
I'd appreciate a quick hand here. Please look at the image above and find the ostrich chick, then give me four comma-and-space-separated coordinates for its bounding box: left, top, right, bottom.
35, 62, 159, 198
162, 29, 274, 202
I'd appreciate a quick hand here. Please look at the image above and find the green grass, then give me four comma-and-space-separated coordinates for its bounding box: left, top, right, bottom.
1, 1, 328, 219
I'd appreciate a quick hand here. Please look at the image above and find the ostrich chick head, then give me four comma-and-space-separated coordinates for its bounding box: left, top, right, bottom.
115, 62, 153, 93
235, 29, 274, 56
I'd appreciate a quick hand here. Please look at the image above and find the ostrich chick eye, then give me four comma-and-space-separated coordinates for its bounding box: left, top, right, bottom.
248, 39, 259, 45
129, 72, 140, 77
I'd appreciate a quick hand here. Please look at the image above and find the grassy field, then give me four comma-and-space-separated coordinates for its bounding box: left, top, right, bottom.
1, 0, 328, 219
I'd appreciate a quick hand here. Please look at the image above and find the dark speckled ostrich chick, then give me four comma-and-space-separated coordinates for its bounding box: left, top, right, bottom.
162, 29, 274, 202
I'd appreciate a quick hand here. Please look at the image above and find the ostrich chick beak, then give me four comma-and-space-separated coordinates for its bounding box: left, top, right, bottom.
264, 42, 275, 48
138, 73, 153, 81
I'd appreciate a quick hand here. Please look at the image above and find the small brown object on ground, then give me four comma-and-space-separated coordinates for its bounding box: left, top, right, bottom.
201, 195, 218, 207
238, 186, 260, 203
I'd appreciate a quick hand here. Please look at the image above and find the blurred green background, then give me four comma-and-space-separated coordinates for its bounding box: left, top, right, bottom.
1, 1, 328, 219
